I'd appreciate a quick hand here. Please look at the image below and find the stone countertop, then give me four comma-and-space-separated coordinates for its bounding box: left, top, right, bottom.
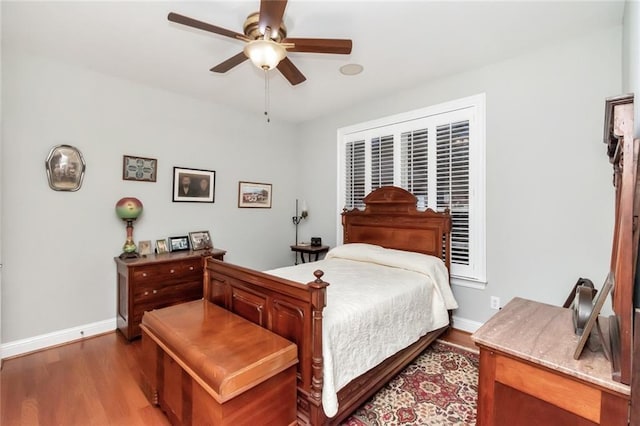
471, 297, 629, 396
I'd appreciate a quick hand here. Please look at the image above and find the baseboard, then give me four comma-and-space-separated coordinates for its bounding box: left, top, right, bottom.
0, 318, 116, 360
451, 315, 482, 333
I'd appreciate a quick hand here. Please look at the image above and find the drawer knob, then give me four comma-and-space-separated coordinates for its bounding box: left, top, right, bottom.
142, 273, 147, 277
170, 269, 175, 274
144, 291, 149, 296
153, 289, 158, 294
189, 266, 194, 271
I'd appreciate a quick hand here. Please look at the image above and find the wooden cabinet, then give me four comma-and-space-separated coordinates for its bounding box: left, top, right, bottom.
115, 249, 225, 340
472, 298, 630, 426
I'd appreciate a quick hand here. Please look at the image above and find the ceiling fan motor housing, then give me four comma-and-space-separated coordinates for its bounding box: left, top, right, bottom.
243, 12, 287, 41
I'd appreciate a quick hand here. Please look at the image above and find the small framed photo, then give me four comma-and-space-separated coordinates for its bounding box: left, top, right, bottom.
123, 155, 157, 182
138, 240, 152, 256
156, 239, 168, 254
168, 236, 190, 252
189, 230, 212, 251
173, 167, 215, 203
45, 144, 86, 192
238, 181, 272, 208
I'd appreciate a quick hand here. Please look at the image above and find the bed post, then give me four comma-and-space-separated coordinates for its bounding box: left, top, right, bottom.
305, 270, 328, 424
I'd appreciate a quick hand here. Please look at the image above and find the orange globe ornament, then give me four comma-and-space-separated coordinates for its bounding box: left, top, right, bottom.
115, 197, 143, 259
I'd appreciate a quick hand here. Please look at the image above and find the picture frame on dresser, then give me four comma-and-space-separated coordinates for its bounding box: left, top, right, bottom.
156, 239, 168, 254
138, 240, 152, 256
189, 230, 212, 251
168, 236, 190, 252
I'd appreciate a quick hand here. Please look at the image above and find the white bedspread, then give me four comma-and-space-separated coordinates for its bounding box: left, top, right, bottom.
265, 243, 458, 418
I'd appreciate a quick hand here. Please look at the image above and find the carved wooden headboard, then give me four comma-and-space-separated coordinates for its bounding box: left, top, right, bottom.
342, 186, 452, 271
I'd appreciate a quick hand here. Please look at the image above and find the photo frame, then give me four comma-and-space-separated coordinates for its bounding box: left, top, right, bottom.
156, 239, 168, 254
168, 236, 190, 252
45, 144, 86, 192
138, 240, 152, 256
189, 230, 212, 251
573, 272, 614, 360
238, 181, 272, 208
123, 155, 157, 182
173, 167, 215, 203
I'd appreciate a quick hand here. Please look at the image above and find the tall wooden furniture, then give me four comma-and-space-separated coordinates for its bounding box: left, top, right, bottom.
472, 297, 630, 425
603, 94, 637, 385
115, 249, 225, 340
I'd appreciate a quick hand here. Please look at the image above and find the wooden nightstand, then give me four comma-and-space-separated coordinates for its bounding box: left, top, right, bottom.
290, 244, 329, 265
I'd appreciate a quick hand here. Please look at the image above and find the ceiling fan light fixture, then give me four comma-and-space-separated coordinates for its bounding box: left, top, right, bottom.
244, 39, 286, 71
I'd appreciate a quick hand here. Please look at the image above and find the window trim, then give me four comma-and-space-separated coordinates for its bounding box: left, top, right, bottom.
336, 94, 486, 287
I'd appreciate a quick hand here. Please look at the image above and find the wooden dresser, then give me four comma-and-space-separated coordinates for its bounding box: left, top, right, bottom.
472, 297, 630, 425
115, 249, 225, 340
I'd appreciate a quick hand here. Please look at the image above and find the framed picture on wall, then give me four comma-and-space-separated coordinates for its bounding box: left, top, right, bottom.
172, 167, 215, 203
122, 155, 157, 182
45, 144, 86, 192
238, 181, 272, 208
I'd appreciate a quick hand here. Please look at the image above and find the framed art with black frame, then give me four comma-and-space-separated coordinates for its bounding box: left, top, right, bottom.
168, 236, 190, 252
172, 167, 215, 203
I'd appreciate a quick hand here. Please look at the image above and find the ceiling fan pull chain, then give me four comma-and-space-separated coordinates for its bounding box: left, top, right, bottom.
264, 69, 270, 123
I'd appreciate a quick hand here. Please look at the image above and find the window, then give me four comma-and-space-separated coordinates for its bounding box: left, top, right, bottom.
338, 94, 486, 286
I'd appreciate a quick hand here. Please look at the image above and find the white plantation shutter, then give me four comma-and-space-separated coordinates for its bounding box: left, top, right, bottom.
436, 121, 470, 266
338, 94, 485, 285
401, 128, 429, 201
371, 135, 394, 189
345, 139, 366, 210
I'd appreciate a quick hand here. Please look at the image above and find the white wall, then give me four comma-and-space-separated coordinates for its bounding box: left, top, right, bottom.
1, 49, 298, 344
295, 26, 622, 327
623, 0, 639, 137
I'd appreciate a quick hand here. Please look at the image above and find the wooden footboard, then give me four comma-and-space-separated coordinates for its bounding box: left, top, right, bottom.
203, 259, 328, 425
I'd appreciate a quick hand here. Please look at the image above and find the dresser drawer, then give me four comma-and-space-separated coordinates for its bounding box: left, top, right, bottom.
132, 258, 202, 282
133, 280, 203, 318
133, 278, 203, 304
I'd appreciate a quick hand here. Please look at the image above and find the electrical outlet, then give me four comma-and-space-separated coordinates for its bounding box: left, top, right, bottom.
490, 296, 500, 310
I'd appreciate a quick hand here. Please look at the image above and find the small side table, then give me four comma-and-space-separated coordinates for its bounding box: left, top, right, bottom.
290, 244, 329, 265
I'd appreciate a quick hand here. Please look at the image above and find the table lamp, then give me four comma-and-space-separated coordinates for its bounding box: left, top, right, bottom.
115, 197, 143, 259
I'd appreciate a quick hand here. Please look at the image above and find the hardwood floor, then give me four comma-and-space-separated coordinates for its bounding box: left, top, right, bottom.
1, 332, 170, 426
1, 328, 476, 425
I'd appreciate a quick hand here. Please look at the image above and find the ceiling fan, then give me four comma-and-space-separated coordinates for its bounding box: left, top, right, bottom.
167, 0, 353, 86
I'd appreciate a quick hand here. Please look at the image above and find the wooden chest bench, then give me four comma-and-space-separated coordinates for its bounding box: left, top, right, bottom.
140, 300, 298, 426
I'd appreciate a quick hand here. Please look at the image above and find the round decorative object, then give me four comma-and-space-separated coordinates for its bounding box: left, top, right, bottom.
573, 281, 595, 336
115, 197, 143, 220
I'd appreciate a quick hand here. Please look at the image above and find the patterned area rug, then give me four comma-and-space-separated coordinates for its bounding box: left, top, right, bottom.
341, 341, 479, 426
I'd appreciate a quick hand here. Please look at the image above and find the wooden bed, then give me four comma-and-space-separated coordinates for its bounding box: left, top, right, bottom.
203, 186, 452, 425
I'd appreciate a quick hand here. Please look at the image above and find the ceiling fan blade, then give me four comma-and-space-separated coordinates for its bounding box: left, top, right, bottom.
210, 52, 248, 73
259, 0, 287, 38
168, 12, 249, 42
277, 57, 306, 86
283, 38, 353, 54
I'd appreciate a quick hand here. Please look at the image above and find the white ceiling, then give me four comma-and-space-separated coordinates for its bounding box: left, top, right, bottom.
2, 1, 625, 123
